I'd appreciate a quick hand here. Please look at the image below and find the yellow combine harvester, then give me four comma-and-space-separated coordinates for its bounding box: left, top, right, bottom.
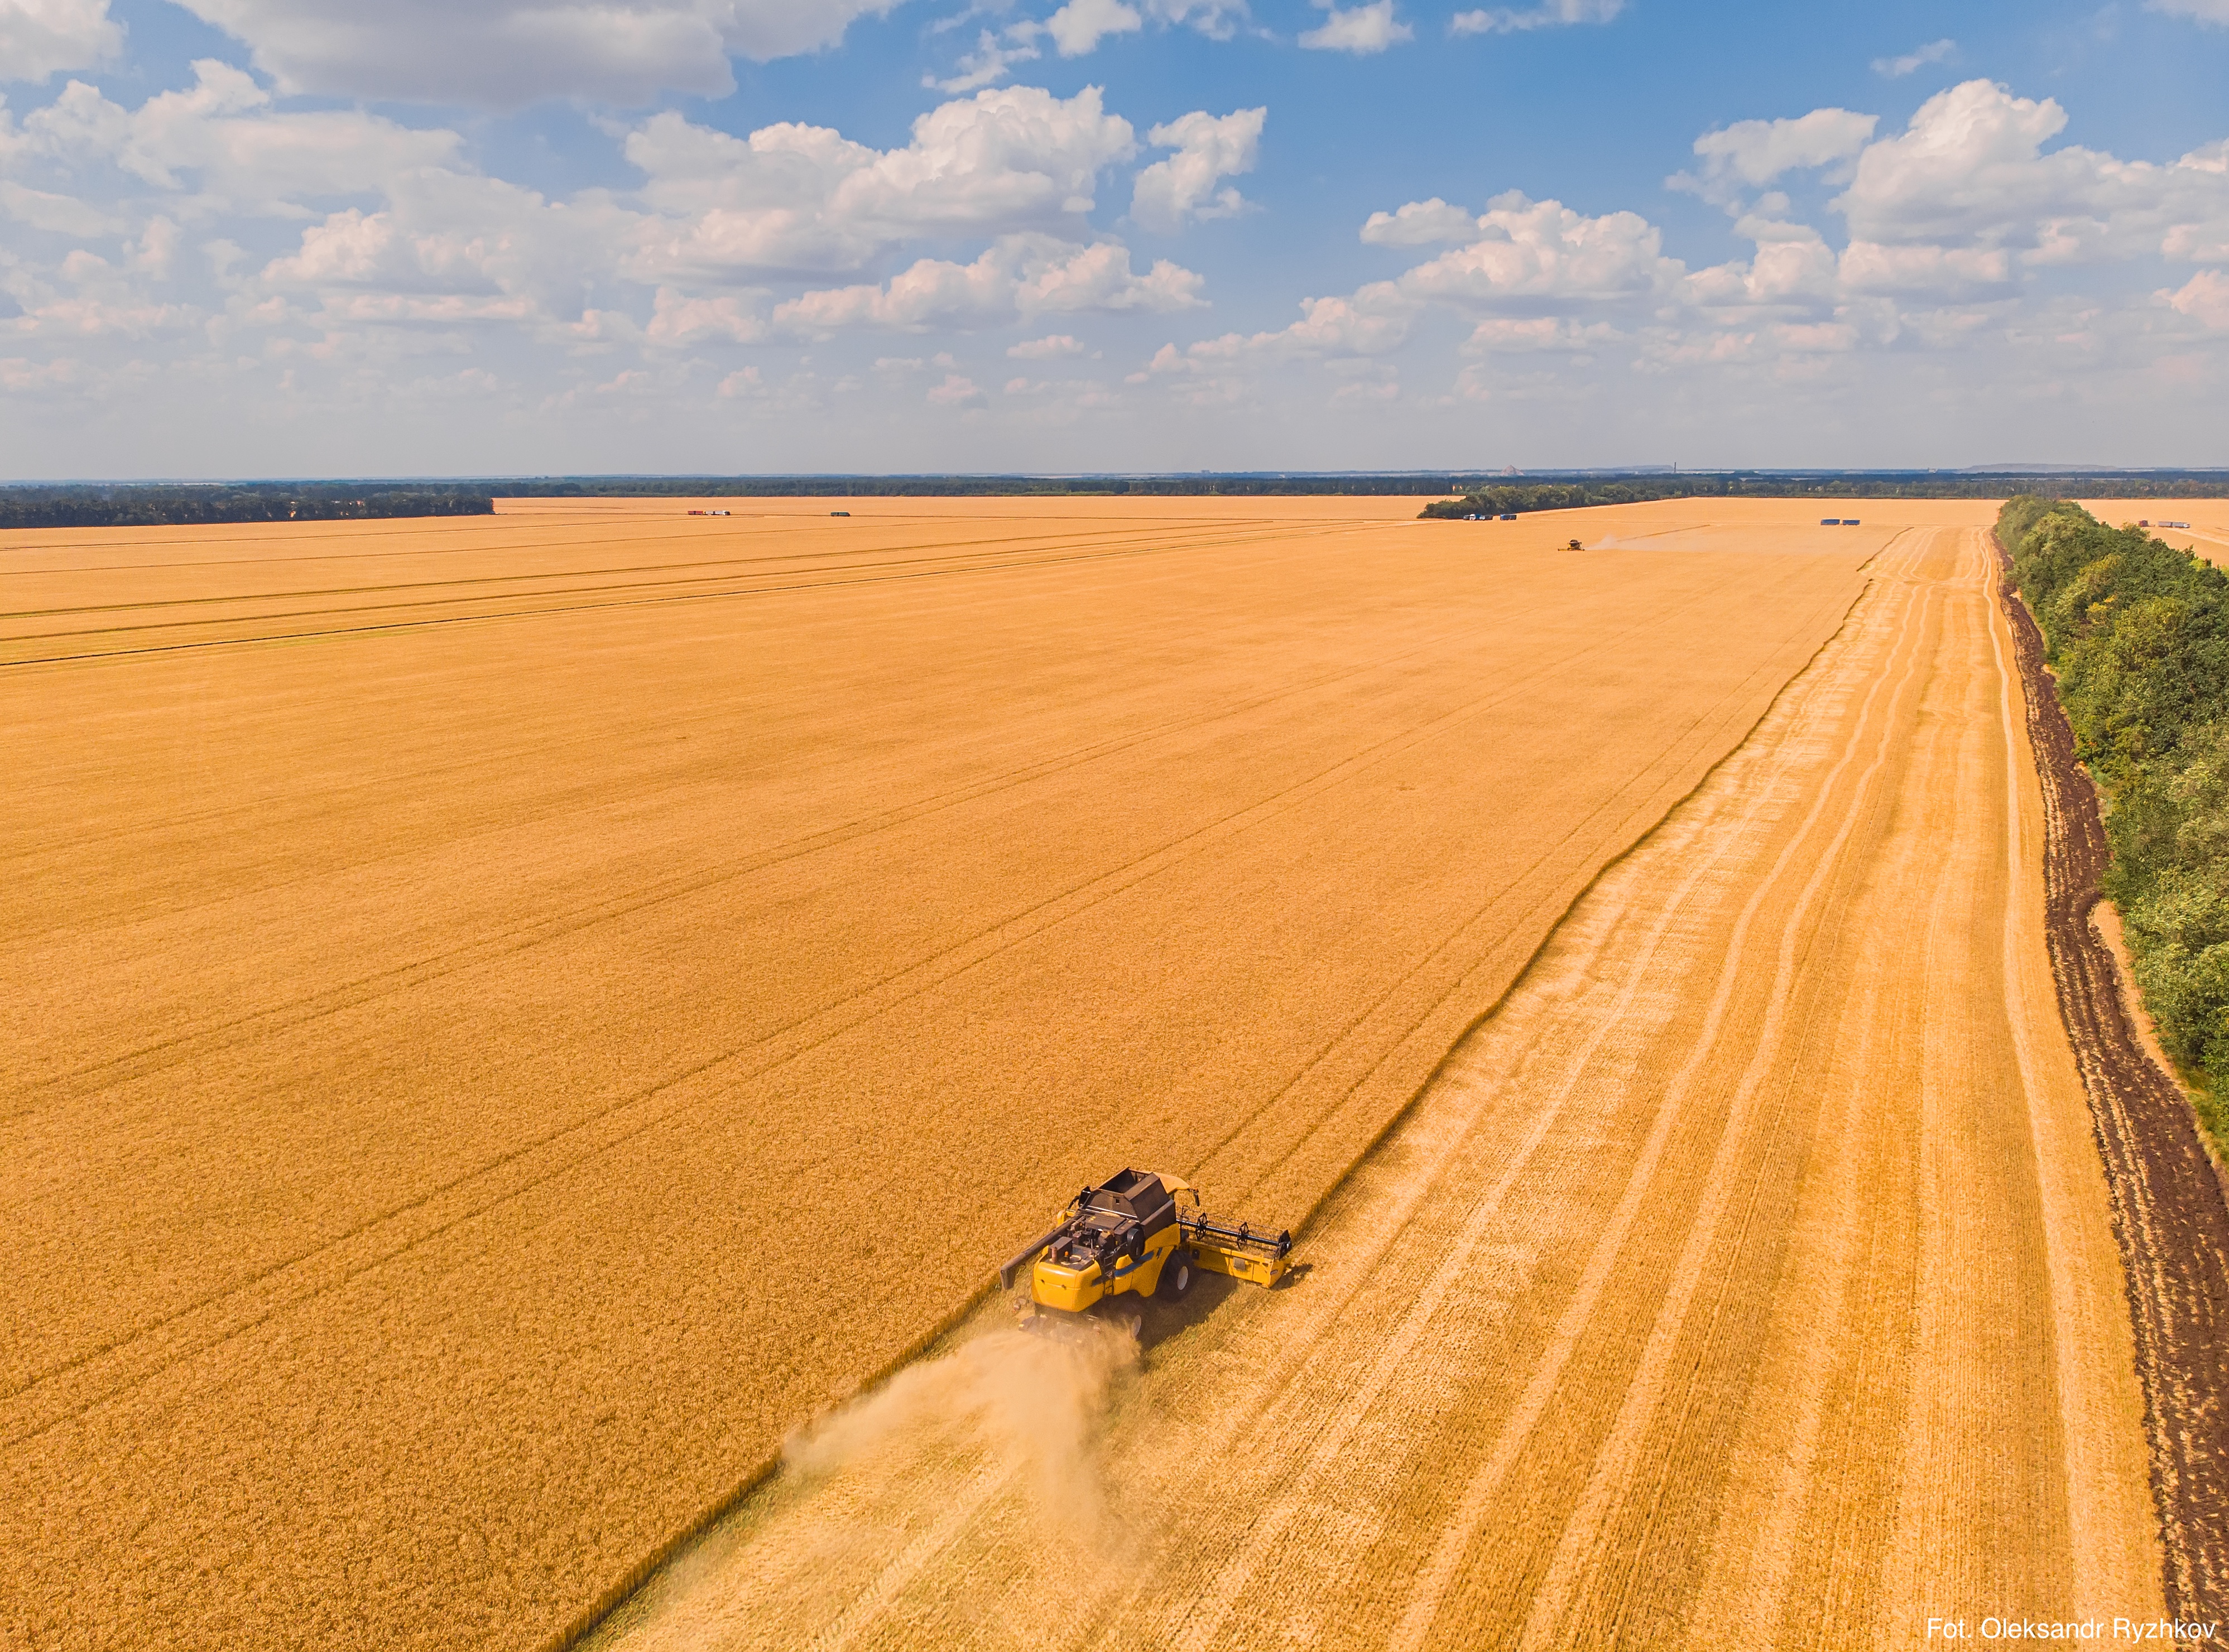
997, 1168, 1293, 1338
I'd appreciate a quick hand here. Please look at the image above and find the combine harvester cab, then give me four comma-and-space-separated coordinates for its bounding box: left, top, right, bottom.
999, 1168, 1294, 1341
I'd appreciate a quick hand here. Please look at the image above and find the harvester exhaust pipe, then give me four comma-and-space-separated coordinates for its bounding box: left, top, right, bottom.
999, 1224, 1070, 1291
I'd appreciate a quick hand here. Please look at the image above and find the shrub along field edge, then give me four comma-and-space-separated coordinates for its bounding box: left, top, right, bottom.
2000, 494, 2229, 1158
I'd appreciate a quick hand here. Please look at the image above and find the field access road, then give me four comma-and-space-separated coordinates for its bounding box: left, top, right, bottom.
589, 524, 2163, 1651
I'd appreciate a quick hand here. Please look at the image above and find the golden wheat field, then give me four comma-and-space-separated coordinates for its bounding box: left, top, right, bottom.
2079, 498, 2229, 562
6, 495, 1929, 1651
585, 518, 2164, 1652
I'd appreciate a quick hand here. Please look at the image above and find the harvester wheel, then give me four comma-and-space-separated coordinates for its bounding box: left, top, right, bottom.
1159, 1255, 1192, 1300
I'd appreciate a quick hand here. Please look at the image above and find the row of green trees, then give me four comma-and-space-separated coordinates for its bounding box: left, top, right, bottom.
483, 469, 2228, 506
2001, 495, 2229, 1149
0, 485, 494, 530
1420, 480, 1712, 517
1416, 473, 2229, 520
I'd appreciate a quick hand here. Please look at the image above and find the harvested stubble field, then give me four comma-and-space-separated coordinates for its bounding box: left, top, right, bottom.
2079, 498, 2229, 563
589, 520, 2166, 1651
6, 496, 1901, 1651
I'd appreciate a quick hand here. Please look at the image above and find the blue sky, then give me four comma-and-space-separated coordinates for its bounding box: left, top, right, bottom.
2, 0, 2226, 476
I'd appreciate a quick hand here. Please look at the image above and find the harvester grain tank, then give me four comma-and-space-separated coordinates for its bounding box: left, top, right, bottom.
998, 1168, 1294, 1338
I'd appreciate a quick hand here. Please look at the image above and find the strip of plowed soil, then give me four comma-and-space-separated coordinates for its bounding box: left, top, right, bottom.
2, 498, 1892, 1651
588, 526, 2164, 1651
1994, 537, 2229, 1618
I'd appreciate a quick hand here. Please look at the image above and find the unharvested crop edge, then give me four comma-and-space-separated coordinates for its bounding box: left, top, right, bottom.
1146, 540, 1963, 1652
549, 551, 1886, 1652
1272, 564, 1885, 1245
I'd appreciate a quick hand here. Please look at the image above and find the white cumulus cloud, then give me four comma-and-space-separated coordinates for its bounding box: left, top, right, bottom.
1872, 38, 1956, 78
772, 233, 1201, 336
2150, 0, 2229, 24
1688, 108, 1879, 191
1463, 315, 1616, 352
1360, 197, 1479, 245
166, 0, 898, 106
15, 60, 463, 211
1391, 192, 1680, 311
626, 85, 1137, 281
1835, 240, 2011, 296
260, 170, 628, 326
1046, 0, 1141, 55
0, 175, 118, 234
1683, 218, 1839, 310
1144, 0, 1248, 36
1299, 0, 1410, 54
928, 27, 1041, 93
1834, 79, 2229, 263
645, 287, 766, 345
2163, 267, 2229, 327
933, 0, 1242, 86
1449, 0, 1619, 35
1143, 287, 1411, 376
1130, 106, 1263, 232
926, 372, 987, 407
0, 0, 120, 81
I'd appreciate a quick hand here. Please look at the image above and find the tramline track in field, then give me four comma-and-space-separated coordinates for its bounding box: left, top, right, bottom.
585, 529, 2161, 1652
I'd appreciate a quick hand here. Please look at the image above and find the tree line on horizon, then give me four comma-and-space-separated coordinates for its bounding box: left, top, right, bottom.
1421, 474, 2229, 519
492, 470, 2227, 507
0, 484, 494, 531
3, 473, 2226, 531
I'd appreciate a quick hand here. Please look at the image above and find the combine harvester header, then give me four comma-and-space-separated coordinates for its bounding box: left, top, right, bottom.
998, 1168, 1293, 1338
